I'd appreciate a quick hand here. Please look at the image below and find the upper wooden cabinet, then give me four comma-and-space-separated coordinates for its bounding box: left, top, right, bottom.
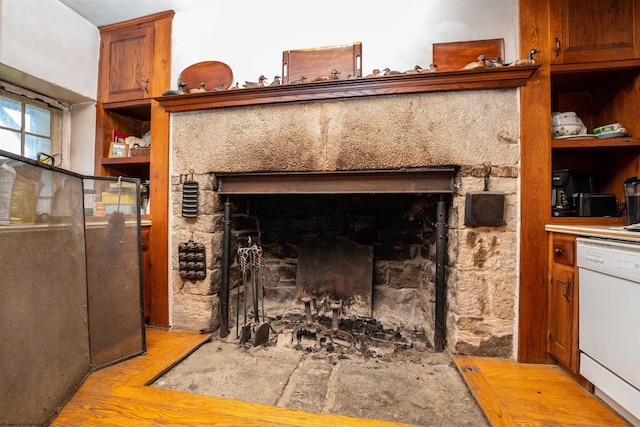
550, 0, 640, 64
99, 23, 154, 102
98, 11, 173, 103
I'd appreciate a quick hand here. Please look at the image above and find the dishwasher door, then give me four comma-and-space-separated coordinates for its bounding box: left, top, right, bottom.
577, 237, 640, 424
579, 267, 640, 387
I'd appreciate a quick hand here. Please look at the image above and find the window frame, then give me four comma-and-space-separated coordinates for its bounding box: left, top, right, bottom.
0, 82, 70, 168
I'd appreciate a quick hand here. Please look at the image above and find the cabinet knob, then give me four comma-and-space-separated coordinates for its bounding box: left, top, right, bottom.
554, 37, 561, 57
554, 248, 563, 256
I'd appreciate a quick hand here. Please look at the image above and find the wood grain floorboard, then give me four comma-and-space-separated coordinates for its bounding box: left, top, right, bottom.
455, 355, 631, 427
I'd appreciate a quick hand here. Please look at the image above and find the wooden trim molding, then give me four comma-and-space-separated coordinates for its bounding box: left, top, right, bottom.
156, 65, 539, 112
98, 10, 175, 32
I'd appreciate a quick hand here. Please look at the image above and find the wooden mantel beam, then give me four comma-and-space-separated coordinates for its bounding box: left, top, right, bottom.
154, 65, 539, 113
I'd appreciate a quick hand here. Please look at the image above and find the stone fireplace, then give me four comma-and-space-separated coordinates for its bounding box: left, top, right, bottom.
167, 85, 521, 358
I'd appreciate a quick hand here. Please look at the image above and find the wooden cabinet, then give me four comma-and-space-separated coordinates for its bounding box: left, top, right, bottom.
550, 0, 640, 64
99, 23, 155, 103
548, 0, 640, 214
548, 233, 579, 370
518, 0, 640, 363
95, 11, 173, 327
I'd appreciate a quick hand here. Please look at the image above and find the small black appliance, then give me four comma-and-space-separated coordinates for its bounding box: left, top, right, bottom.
552, 169, 595, 216
571, 193, 618, 217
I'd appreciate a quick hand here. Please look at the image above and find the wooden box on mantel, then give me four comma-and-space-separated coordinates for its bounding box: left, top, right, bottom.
282, 42, 362, 84
433, 38, 504, 71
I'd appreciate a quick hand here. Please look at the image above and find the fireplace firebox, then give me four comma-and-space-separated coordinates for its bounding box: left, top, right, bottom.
213, 168, 455, 350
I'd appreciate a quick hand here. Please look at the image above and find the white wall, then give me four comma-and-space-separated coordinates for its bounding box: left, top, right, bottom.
0, 0, 99, 100
171, 0, 519, 87
0, 0, 99, 174
70, 102, 97, 175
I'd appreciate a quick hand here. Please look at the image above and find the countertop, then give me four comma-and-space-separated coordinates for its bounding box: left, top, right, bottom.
545, 224, 640, 243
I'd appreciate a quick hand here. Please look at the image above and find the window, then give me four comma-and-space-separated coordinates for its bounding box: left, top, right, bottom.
0, 88, 62, 162
1, 86, 68, 216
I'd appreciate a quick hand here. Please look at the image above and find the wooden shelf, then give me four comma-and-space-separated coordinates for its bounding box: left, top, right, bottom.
101, 156, 150, 165
550, 58, 640, 74
156, 65, 539, 112
102, 100, 152, 121
551, 136, 640, 149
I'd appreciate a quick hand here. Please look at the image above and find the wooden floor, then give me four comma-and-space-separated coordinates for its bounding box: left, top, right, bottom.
455, 355, 630, 427
52, 329, 630, 426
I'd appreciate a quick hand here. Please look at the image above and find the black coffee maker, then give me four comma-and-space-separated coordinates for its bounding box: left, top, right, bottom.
552, 169, 595, 216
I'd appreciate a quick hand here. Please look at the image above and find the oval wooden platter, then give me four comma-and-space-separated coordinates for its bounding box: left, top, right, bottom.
178, 61, 233, 92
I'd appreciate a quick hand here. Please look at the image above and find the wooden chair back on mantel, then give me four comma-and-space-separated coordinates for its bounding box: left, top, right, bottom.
433, 38, 504, 71
282, 42, 363, 85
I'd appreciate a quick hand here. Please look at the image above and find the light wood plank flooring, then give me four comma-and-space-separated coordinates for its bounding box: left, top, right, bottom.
455, 355, 630, 427
52, 329, 629, 426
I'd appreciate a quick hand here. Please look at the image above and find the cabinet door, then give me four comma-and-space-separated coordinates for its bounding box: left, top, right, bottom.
550, 0, 640, 64
548, 265, 575, 368
100, 24, 154, 103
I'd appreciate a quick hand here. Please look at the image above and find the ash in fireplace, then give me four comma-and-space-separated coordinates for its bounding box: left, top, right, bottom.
267, 313, 431, 359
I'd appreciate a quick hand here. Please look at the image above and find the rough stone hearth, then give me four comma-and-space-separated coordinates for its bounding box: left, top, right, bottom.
168, 88, 520, 358
152, 318, 490, 427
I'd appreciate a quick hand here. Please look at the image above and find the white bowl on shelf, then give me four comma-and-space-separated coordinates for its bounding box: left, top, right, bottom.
551, 111, 578, 126
552, 123, 583, 137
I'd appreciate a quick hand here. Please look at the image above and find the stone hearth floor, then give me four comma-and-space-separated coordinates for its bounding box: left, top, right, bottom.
151, 315, 489, 427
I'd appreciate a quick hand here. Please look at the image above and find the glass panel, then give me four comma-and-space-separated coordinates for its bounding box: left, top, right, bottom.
85, 177, 144, 368
24, 134, 52, 159
25, 104, 51, 136
0, 129, 21, 154
0, 152, 144, 425
0, 95, 22, 131
0, 152, 89, 425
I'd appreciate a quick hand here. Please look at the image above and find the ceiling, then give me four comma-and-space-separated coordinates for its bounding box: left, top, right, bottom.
58, 0, 203, 27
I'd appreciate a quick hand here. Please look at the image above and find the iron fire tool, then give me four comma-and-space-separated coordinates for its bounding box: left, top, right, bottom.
316, 299, 355, 347
236, 237, 270, 346
291, 297, 355, 348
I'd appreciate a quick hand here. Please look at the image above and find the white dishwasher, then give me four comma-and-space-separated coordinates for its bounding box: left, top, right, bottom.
577, 237, 640, 426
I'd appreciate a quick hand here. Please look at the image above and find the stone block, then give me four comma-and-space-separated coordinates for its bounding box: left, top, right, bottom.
372, 286, 430, 330
487, 272, 517, 319
453, 273, 489, 316
453, 316, 514, 358
386, 261, 424, 289
172, 293, 217, 331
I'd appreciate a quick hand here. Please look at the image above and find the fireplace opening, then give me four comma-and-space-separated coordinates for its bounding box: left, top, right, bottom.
221, 192, 452, 350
